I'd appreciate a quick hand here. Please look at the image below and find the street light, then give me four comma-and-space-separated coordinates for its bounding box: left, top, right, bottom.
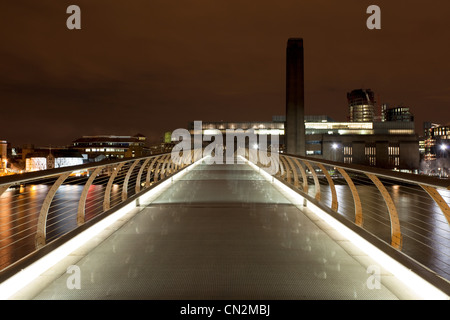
331, 143, 339, 162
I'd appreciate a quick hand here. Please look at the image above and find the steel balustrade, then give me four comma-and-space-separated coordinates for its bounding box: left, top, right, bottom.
0, 151, 193, 272
1, 147, 449, 291
247, 150, 450, 282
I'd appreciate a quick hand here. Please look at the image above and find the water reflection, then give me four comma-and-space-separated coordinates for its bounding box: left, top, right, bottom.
0, 184, 121, 270
314, 182, 450, 280
34, 163, 398, 299
2, 161, 449, 297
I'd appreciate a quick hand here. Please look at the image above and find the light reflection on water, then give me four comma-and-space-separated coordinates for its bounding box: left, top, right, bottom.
0, 184, 122, 270
0, 172, 449, 284
310, 182, 450, 281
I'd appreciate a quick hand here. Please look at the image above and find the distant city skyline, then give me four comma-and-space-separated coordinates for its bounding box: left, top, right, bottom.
1, 1, 449, 146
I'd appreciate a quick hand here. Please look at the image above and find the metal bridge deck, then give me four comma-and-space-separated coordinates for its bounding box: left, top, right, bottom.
17, 162, 415, 299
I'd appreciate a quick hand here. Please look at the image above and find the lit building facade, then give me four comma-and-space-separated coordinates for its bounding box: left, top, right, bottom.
188, 115, 420, 172
0, 140, 7, 173
187, 118, 285, 152
304, 117, 418, 171
190, 120, 285, 136
25, 150, 84, 172
383, 106, 414, 122
422, 123, 450, 161
347, 89, 376, 122
72, 134, 150, 161
421, 123, 450, 176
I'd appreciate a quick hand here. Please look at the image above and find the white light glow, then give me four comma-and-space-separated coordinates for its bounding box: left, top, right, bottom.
307, 202, 448, 300
0, 201, 135, 300
305, 122, 373, 130
203, 129, 221, 135
337, 129, 374, 135
388, 129, 415, 135
239, 155, 449, 300
254, 129, 284, 135
0, 156, 208, 300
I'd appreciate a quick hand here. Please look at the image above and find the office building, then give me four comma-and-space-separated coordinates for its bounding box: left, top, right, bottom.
421, 122, 450, 176
25, 149, 84, 172
384, 106, 414, 122
72, 134, 150, 161
347, 89, 376, 122
188, 114, 420, 172
0, 140, 7, 173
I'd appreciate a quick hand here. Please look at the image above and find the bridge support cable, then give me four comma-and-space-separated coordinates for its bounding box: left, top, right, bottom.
420, 185, 450, 226
135, 158, 151, 194
0, 150, 206, 299
336, 167, 363, 227
302, 159, 321, 202
243, 149, 450, 287
316, 163, 338, 212
365, 173, 403, 250
77, 166, 104, 226
0, 151, 202, 274
35, 172, 72, 249
241, 153, 450, 299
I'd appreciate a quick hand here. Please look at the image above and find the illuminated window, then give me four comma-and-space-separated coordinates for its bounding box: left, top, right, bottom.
365, 146, 376, 156
343, 146, 352, 164
365, 146, 376, 166
343, 146, 352, 155
388, 146, 399, 155
389, 145, 400, 167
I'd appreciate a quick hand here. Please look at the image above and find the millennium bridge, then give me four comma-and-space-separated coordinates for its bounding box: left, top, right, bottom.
0, 149, 449, 300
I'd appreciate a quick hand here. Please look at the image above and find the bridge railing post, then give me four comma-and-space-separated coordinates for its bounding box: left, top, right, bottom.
249, 151, 449, 271
336, 167, 363, 227
365, 173, 403, 250
0, 150, 204, 268
35, 172, 72, 249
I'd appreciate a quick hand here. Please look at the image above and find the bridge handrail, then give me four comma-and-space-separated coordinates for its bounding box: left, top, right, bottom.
0, 152, 170, 187
0, 150, 200, 272
283, 152, 450, 190
250, 151, 450, 284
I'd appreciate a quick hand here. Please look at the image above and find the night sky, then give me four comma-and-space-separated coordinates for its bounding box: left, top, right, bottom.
1, 0, 449, 147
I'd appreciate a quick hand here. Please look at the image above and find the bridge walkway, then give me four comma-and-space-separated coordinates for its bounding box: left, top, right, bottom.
16, 161, 416, 299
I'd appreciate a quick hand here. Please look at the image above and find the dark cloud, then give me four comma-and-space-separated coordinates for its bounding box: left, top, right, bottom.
0, 0, 449, 146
